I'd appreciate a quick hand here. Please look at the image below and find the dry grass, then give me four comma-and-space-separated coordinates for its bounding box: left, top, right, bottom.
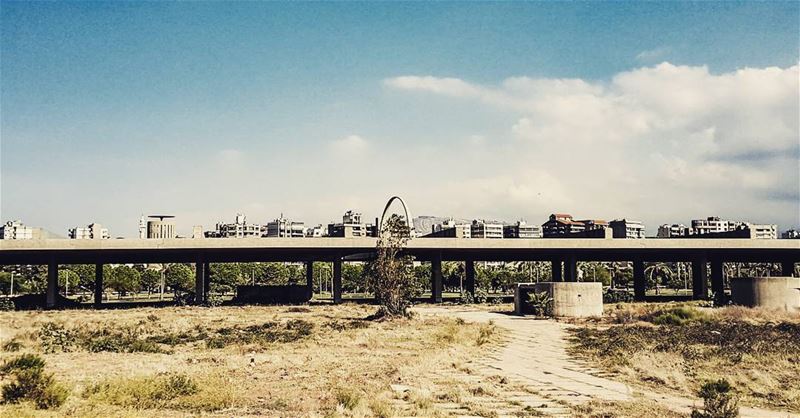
0, 304, 501, 417
572, 397, 685, 418
569, 302, 800, 413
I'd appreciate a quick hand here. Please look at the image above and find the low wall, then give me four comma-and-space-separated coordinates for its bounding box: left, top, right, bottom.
730, 277, 800, 312
235, 285, 311, 304
515, 282, 603, 317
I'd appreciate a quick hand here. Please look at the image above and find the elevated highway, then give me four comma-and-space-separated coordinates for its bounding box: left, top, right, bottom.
1, 237, 798, 307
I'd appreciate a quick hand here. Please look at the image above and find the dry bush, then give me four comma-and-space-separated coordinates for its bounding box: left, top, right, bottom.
82, 372, 235, 412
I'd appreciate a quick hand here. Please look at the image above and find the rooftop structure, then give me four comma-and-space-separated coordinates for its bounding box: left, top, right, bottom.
265, 215, 305, 238
503, 221, 542, 239
327, 210, 376, 238
471, 219, 504, 239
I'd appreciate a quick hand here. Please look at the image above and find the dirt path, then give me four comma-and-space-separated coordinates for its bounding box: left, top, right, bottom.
413, 306, 798, 418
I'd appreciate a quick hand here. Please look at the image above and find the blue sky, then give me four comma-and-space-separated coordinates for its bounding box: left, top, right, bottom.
2, 2, 799, 236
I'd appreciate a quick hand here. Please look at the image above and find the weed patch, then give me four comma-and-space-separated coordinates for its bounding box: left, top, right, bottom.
0, 354, 68, 409
206, 319, 314, 349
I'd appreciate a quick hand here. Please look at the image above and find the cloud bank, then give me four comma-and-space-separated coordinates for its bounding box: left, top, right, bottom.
384, 63, 799, 229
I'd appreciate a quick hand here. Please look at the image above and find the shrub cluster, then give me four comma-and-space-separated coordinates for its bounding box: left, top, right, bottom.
206, 319, 314, 349
569, 320, 800, 366
39, 322, 167, 354
0, 354, 69, 409
603, 289, 634, 304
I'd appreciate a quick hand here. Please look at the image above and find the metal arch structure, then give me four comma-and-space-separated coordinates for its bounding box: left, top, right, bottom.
379, 196, 415, 237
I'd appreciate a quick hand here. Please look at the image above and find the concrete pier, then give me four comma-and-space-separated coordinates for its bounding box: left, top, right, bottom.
431, 253, 443, 303
515, 282, 603, 317
551, 258, 563, 282
46, 260, 58, 308
465, 259, 476, 296
305, 261, 314, 299
333, 259, 342, 304
563, 254, 577, 282
692, 259, 708, 299
94, 263, 103, 306
730, 277, 800, 311
633, 259, 645, 301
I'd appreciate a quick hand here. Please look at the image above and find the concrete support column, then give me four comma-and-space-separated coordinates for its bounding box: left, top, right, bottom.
633, 259, 646, 301
711, 259, 724, 298
203, 262, 210, 301
692, 259, 709, 299
551, 258, 563, 282
46, 260, 58, 309
194, 260, 206, 304
306, 262, 314, 299
782, 261, 796, 277
464, 259, 476, 297
332, 259, 343, 304
563, 254, 578, 282
94, 264, 103, 307
431, 253, 443, 303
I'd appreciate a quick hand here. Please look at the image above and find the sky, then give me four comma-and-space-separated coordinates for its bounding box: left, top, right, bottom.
1, 2, 798, 237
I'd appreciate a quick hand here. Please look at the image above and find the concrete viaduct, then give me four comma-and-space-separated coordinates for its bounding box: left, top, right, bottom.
0, 237, 798, 308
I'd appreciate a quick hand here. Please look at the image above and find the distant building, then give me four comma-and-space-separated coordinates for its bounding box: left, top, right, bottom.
206, 214, 261, 238
609, 219, 645, 239
424, 218, 472, 238
68, 223, 109, 239
657, 224, 689, 238
138, 216, 147, 239
503, 221, 542, 238
783, 229, 800, 239
327, 210, 376, 238
0, 220, 41, 240
146, 215, 176, 239
471, 220, 503, 239
541, 214, 586, 237
689, 217, 776, 239
192, 226, 204, 239
265, 215, 305, 238
306, 224, 325, 238
744, 223, 777, 240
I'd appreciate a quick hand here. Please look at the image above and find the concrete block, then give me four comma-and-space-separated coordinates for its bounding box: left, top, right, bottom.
730, 277, 800, 312
515, 282, 603, 317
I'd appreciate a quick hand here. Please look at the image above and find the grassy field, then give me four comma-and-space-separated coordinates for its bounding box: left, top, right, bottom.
0, 304, 499, 417
567, 302, 800, 413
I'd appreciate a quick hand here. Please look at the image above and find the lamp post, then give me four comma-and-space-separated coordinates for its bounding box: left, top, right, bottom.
10, 271, 14, 297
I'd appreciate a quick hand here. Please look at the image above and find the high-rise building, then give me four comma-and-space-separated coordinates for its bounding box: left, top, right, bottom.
471, 220, 504, 239
503, 221, 542, 238
264, 215, 305, 238
0, 220, 41, 240
138, 215, 147, 239
206, 214, 261, 238
68, 223, 109, 239
609, 219, 645, 239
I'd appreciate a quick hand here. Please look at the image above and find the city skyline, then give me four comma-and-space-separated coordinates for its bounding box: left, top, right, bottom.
2, 2, 799, 236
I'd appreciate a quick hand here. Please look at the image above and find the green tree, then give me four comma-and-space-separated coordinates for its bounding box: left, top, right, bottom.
258, 262, 290, 285
210, 263, 243, 292
341, 263, 364, 293
140, 269, 161, 294
164, 263, 194, 292
580, 262, 612, 286
240, 263, 266, 286
370, 214, 419, 317
0, 272, 12, 295
107, 265, 141, 296
57, 270, 80, 295
64, 265, 96, 290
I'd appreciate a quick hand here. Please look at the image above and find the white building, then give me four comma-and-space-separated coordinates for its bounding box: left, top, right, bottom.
744, 223, 777, 240
0, 220, 40, 240
471, 220, 504, 239
306, 224, 325, 237
146, 216, 176, 239
691, 217, 742, 235
206, 214, 261, 238
503, 221, 542, 238
609, 219, 645, 239
264, 215, 305, 238
68, 223, 109, 239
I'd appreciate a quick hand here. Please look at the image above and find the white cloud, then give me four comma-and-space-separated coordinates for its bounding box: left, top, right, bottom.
385, 63, 800, 228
